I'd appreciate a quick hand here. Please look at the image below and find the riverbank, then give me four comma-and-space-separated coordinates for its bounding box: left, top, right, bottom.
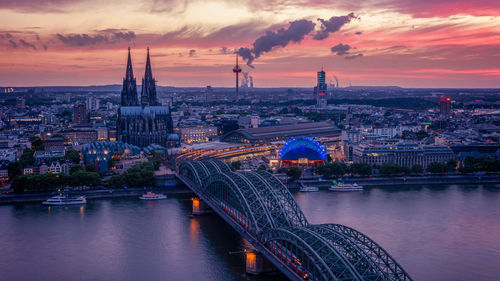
298, 174, 500, 188
0, 185, 191, 205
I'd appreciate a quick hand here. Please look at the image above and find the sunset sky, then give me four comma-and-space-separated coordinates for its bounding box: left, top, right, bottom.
0, 0, 499, 88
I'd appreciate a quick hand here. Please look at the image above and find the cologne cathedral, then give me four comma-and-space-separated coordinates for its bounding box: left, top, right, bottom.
117, 48, 173, 147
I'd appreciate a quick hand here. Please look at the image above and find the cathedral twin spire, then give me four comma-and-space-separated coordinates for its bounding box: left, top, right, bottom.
121, 47, 158, 107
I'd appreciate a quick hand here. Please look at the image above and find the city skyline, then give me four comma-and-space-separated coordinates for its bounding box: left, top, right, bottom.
0, 0, 499, 88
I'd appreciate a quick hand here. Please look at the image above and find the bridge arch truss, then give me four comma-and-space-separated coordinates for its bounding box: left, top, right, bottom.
177, 161, 412, 281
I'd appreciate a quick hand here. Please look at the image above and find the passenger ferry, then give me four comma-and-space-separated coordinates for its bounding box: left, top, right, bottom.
300, 186, 319, 192
42, 193, 87, 205
140, 192, 167, 200
329, 181, 363, 192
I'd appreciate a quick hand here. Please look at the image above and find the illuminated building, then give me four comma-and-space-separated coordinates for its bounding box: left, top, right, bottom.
279, 137, 328, 168
315, 68, 327, 108
353, 143, 455, 168
73, 103, 88, 124
221, 121, 340, 144
82, 141, 141, 173
61, 129, 97, 144
179, 126, 217, 144
440, 97, 452, 115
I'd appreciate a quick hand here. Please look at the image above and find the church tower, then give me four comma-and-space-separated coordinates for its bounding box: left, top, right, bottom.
141, 47, 159, 107
121, 47, 138, 106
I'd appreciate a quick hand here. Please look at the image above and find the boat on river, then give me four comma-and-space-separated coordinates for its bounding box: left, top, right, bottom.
42, 193, 87, 205
140, 192, 167, 200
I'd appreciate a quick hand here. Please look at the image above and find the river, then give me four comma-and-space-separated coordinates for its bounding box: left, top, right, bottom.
0, 184, 499, 281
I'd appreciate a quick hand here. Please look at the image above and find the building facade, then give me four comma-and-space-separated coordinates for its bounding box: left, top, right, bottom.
353, 143, 455, 168
117, 48, 173, 147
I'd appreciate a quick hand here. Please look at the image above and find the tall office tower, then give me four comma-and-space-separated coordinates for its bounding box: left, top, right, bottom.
141, 47, 159, 107
16, 97, 25, 112
232, 54, 242, 102
121, 47, 138, 106
86, 96, 100, 111
440, 97, 452, 115
73, 103, 88, 124
205, 86, 213, 103
315, 68, 327, 108
117, 48, 173, 147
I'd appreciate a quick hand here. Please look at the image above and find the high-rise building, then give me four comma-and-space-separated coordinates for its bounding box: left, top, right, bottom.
73, 103, 88, 124
205, 86, 213, 103
117, 48, 173, 147
16, 97, 25, 112
86, 95, 100, 111
440, 97, 452, 115
315, 68, 327, 108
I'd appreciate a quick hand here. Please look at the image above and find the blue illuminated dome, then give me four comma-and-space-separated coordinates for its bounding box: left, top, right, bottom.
279, 137, 327, 161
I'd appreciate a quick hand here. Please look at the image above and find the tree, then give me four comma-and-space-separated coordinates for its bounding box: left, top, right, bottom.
379, 163, 407, 176
447, 159, 458, 171
350, 163, 372, 176
286, 167, 302, 181
229, 161, 241, 171
66, 171, 101, 187
257, 164, 267, 171
70, 164, 84, 174
7, 161, 22, 181
19, 148, 35, 167
65, 149, 81, 164
29, 136, 44, 151
410, 164, 424, 174
416, 130, 430, 140
427, 162, 447, 174
121, 162, 156, 187
107, 174, 127, 188
315, 162, 348, 178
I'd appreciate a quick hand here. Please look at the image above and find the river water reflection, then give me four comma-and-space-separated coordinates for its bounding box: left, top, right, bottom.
0, 184, 499, 281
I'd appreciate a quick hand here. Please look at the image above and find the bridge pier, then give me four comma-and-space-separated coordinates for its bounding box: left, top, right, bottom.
246, 251, 275, 275
192, 197, 212, 215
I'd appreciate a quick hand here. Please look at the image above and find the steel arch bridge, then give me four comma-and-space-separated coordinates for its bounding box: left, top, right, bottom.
177, 160, 412, 281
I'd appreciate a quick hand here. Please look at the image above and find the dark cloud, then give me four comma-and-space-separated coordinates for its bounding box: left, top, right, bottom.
0, 33, 13, 39
57, 33, 107, 46
345, 53, 363, 59
314, 13, 356, 40
253, 19, 315, 57
355, 31, 362, 35
19, 39, 37, 50
331, 43, 351, 56
189, 49, 196, 57
8, 40, 18, 48
56, 30, 136, 47
112, 31, 136, 41
236, 13, 356, 67
237, 19, 315, 67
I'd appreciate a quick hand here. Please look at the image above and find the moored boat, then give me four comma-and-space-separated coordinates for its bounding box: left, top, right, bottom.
329, 181, 363, 191
140, 192, 167, 200
42, 193, 87, 205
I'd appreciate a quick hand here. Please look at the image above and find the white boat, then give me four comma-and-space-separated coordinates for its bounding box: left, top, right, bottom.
300, 186, 319, 192
329, 183, 364, 191
42, 193, 87, 205
140, 192, 167, 200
